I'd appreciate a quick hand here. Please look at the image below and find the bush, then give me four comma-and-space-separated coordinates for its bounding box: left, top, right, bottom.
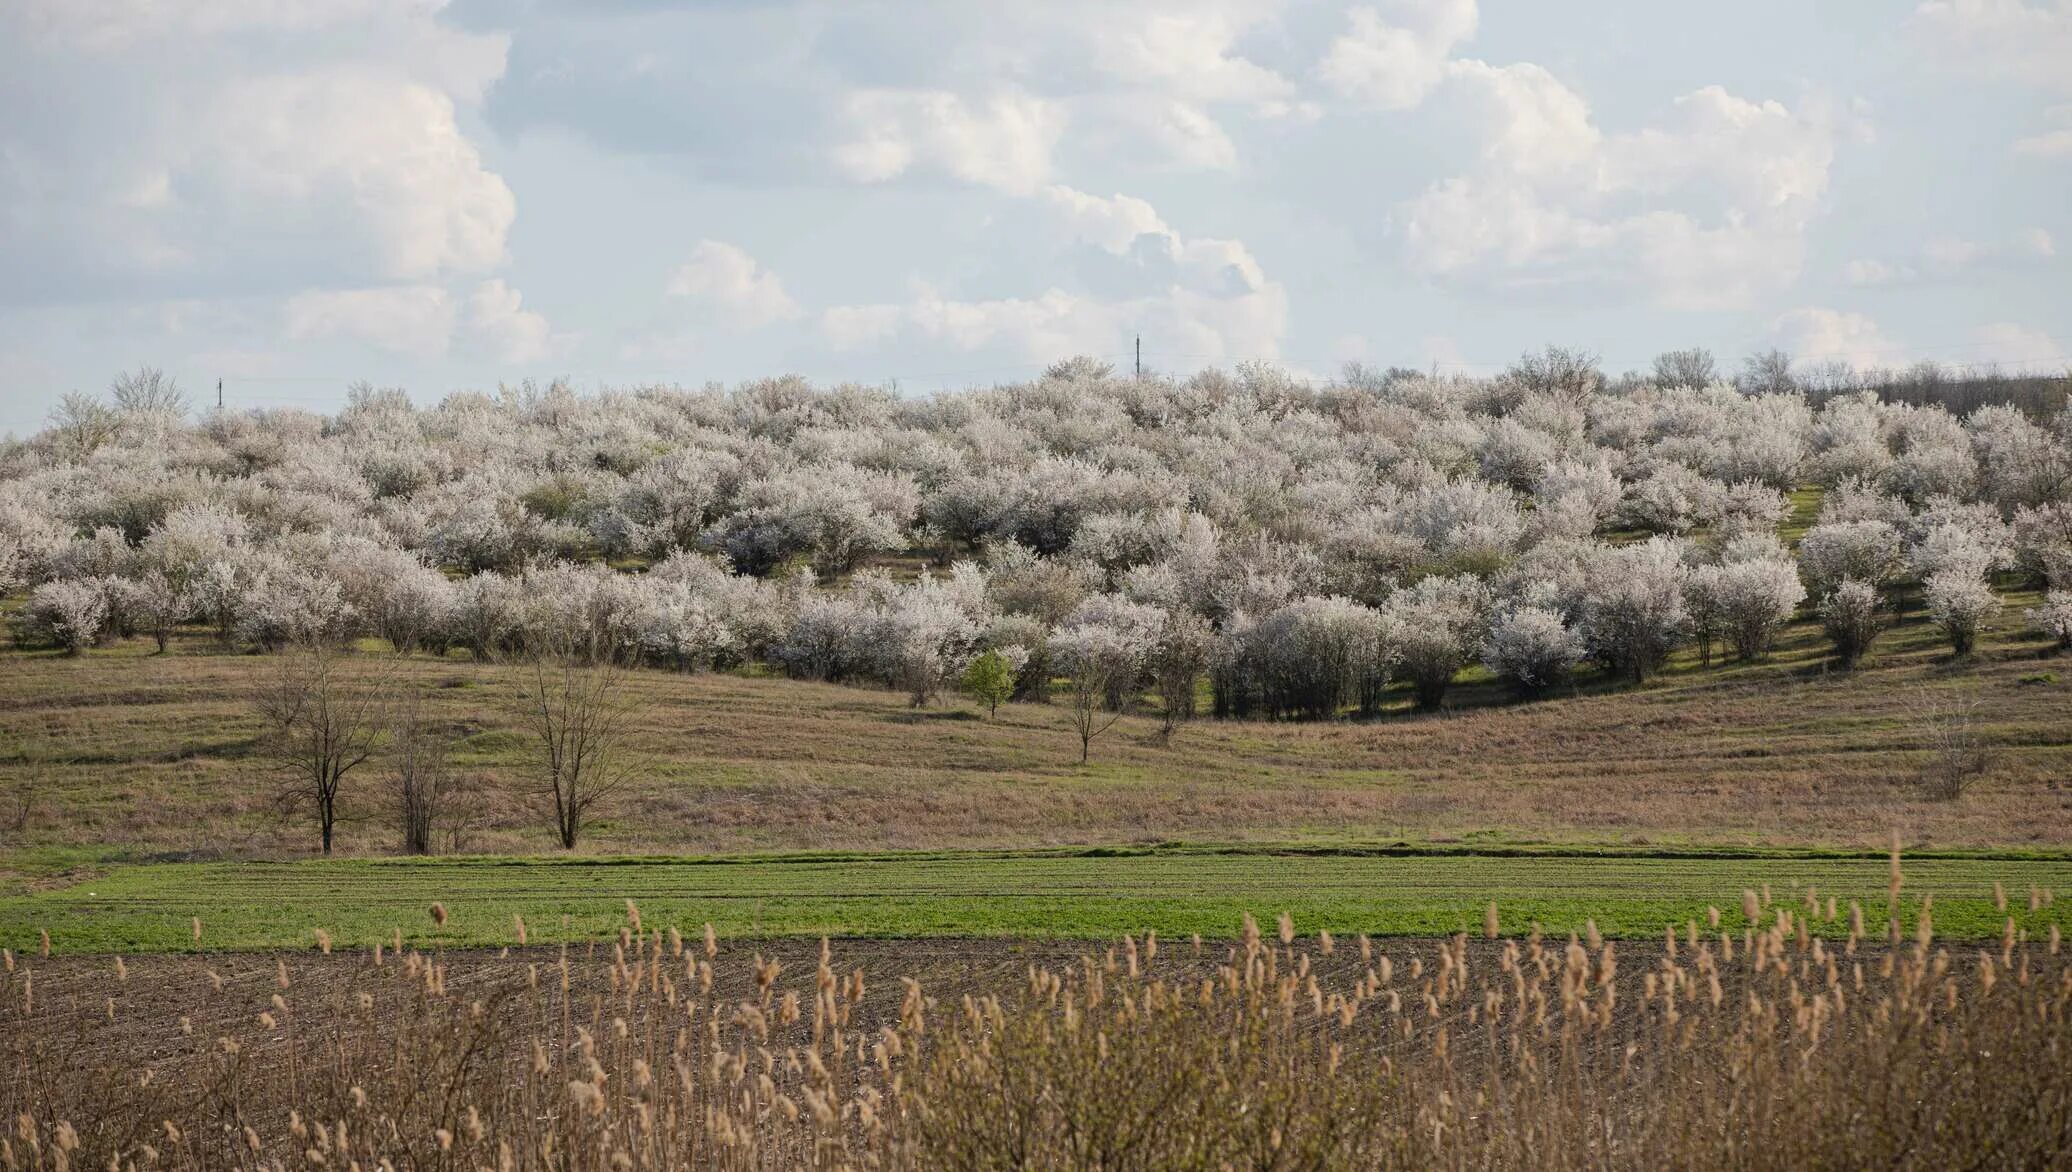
1924, 568, 2000, 657
2029, 591, 2072, 652
1818, 578, 1885, 669
1480, 606, 1583, 698
19, 578, 111, 654
958, 648, 1015, 717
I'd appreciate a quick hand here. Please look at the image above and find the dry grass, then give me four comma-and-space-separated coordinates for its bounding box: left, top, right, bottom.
3, 858, 2068, 1168
2, 592, 2070, 863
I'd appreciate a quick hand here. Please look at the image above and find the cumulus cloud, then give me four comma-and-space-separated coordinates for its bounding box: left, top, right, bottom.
1972, 322, 2069, 370
463, 279, 558, 364
0, 0, 514, 302
1768, 307, 1898, 369
1843, 228, 2057, 284
1316, 2, 1839, 309
821, 187, 1287, 366
831, 89, 1064, 194
1911, 0, 2072, 93
284, 286, 457, 359
2014, 106, 2072, 156
665, 241, 800, 329
1399, 76, 1836, 307
1318, 0, 1478, 110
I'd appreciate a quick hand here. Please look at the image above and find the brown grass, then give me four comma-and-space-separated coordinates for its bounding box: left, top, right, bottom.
2, 594, 2070, 863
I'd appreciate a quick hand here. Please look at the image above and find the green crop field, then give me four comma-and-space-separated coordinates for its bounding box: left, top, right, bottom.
4, 843, 2065, 953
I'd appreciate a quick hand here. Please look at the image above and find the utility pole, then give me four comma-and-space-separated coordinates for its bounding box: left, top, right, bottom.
216, 378, 223, 410
1135, 334, 1141, 379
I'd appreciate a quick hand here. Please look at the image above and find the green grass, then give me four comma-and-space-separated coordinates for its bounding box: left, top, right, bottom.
4, 844, 2066, 953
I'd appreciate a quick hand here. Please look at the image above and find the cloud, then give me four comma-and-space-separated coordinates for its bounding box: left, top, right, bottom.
1972, 322, 2069, 370
202, 72, 515, 282
1843, 228, 2057, 284
821, 186, 1287, 366
665, 241, 800, 329
0, 0, 514, 303
284, 286, 456, 358
1396, 73, 1836, 308
832, 89, 1063, 193
1911, 1, 2072, 93
463, 279, 558, 364
2014, 106, 2072, 156
1768, 307, 1898, 369
1318, 0, 1479, 110
1843, 259, 1911, 287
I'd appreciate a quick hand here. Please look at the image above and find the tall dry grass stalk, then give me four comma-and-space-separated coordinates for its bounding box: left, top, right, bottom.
2, 870, 2068, 1169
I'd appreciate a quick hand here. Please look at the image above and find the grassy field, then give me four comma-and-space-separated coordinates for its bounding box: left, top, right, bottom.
3, 843, 2067, 952
3, 582, 2069, 865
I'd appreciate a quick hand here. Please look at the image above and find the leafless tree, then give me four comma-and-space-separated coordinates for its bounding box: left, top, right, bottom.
1651, 347, 1718, 389
257, 643, 388, 854
110, 366, 189, 415
515, 641, 643, 850
1051, 629, 1142, 765
391, 686, 453, 855
46, 391, 120, 455
1505, 345, 1601, 408
1151, 610, 1211, 744
1908, 686, 1996, 801
1739, 349, 1798, 395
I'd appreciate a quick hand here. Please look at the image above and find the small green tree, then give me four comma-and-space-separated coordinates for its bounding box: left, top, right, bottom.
960, 650, 1014, 718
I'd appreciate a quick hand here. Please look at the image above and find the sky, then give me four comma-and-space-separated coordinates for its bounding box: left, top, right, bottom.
1, 0, 2068, 435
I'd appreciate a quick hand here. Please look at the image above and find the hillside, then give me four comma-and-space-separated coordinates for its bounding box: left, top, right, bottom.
4, 585, 2067, 872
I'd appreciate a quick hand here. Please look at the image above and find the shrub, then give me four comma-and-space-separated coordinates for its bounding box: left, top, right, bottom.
958, 648, 1015, 717
1713, 551, 1806, 661
1818, 578, 1886, 669
2029, 590, 2072, 652
1580, 537, 1689, 684
1480, 606, 1583, 698
1925, 568, 2000, 657
20, 578, 111, 654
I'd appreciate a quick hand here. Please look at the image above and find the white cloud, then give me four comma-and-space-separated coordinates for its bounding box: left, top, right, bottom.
1911, 1, 2072, 93
1973, 322, 2069, 370
1844, 229, 2057, 284
665, 241, 800, 329
1096, 99, 1240, 170
2014, 106, 2072, 156
1769, 307, 1897, 369
0, 1, 514, 300
1078, 0, 1299, 109
1329, 5, 1839, 310
1040, 187, 1173, 254
832, 89, 1063, 194
202, 72, 515, 282
463, 280, 557, 364
283, 286, 455, 358
1397, 79, 1835, 308
1318, 0, 1479, 110
1923, 236, 1985, 271
823, 187, 1287, 366
1843, 258, 1910, 286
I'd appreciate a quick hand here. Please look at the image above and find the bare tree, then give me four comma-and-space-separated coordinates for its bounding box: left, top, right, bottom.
46, 391, 120, 455
1505, 345, 1601, 408
1651, 347, 1717, 389
110, 367, 189, 416
257, 643, 387, 854
1050, 628, 1142, 765
391, 687, 453, 855
516, 642, 642, 850
1738, 349, 1798, 396
1150, 610, 1211, 744
1908, 686, 1996, 801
